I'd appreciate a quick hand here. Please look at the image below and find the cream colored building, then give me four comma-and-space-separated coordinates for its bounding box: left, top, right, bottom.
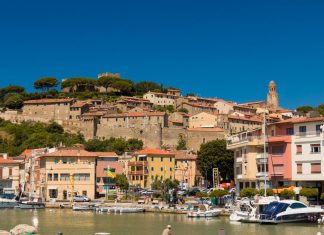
174, 151, 199, 188
189, 112, 218, 128
128, 149, 175, 188
226, 129, 268, 191
228, 113, 262, 134
40, 147, 97, 201
0, 154, 20, 194
143, 92, 179, 107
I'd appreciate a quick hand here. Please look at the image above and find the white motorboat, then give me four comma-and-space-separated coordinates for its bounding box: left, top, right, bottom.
19, 201, 45, 209
0, 198, 19, 209
187, 204, 222, 218
72, 204, 98, 211
230, 196, 278, 222
96, 207, 144, 213
260, 200, 324, 224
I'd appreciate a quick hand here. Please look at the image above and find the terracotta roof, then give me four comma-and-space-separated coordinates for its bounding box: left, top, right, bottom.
228, 114, 262, 123
174, 151, 197, 160
92, 152, 118, 157
71, 102, 89, 108
239, 101, 266, 105
82, 111, 106, 117
187, 127, 224, 132
0, 158, 19, 164
183, 102, 218, 109
190, 112, 218, 118
24, 99, 74, 104
274, 116, 324, 124
177, 112, 190, 117
19, 149, 33, 157
104, 112, 165, 118
42, 149, 97, 157
96, 161, 124, 177
134, 149, 175, 156
169, 119, 183, 124
233, 104, 257, 110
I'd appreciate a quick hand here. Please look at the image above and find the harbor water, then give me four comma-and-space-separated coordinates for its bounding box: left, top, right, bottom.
0, 209, 323, 235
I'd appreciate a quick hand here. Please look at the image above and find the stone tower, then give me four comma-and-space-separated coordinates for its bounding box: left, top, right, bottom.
267, 80, 279, 109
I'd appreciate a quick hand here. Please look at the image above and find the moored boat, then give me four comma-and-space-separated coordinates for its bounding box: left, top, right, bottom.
19, 201, 45, 209
0, 198, 19, 209
259, 200, 324, 224
72, 204, 98, 211
187, 204, 222, 218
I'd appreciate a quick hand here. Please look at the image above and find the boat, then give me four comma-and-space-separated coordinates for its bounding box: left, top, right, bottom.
230, 196, 278, 222
72, 204, 98, 211
19, 200, 45, 209
187, 204, 222, 218
0, 197, 19, 208
96, 207, 144, 213
259, 200, 324, 224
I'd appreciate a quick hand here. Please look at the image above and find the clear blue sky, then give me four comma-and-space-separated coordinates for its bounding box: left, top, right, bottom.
1, 0, 323, 109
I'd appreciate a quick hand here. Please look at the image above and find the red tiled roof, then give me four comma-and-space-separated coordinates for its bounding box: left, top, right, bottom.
104, 112, 165, 118
0, 158, 19, 164
92, 152, 118, 157
145, 91, 179, 98
174, 151, 197, 160
24, 99, 74, 104
239, 101, 266, 105
134, 149, 175, 155
274, 116, 324, 124
71, 102, 89, 108
187, 127, 224, 132
42, 149, 97, 157
228, 114, 262, 123
183, 102, 218, 109
96, 161, 124, 177
19, 149, 33, 157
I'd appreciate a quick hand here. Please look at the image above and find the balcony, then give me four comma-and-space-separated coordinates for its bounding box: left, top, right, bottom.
236, 174, 242, 179
128, 161, 148, 167
267, 135, 291, 143
236, 157, 243, 163
256, 153, 268, 164
128, 170, 148, 175
227, 135, 264, 149
295, 131, 323, 138
256, 172, 268, 178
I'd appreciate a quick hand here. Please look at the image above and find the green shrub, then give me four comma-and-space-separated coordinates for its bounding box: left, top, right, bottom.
239, 188, 258, 197
209, 189, 228, 198
300, 188, 318, 198
280, 189, 295, 199
257, 188, 274, 196
196, 192, 208, 198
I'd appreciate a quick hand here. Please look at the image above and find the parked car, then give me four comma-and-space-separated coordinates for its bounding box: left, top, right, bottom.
188, 187, 201, 196
74, 195, 91, 202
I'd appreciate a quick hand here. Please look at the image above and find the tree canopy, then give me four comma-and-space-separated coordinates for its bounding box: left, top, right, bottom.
98, 73, 120, 93
4, 94, 24, 110
197, 139, 234, 183
135, 81, 163, 95
34, 77, 59, 92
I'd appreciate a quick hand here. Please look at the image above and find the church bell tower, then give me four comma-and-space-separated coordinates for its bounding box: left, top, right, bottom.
267, 80, 279, 109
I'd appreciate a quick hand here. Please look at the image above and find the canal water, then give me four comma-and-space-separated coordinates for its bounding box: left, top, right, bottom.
0, 209, 323, 235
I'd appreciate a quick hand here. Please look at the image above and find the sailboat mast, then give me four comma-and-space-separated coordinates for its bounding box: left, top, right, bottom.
263, 111, 267, 197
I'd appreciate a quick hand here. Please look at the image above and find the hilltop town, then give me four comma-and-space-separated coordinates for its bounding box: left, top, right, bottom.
1, 73, 323, 203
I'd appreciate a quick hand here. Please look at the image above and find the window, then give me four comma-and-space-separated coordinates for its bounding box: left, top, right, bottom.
160, 167, 163, 171
316, 125, 322, 135
54, 158, 59, 164
69, 158, 75, 164
169, 157, 172, 162
82, 191, 87, 196
311, 163, 321, 174
74, 173, 90, 181
296, 145, 302, 154
170, 167, 172, 171
290, 203, 307, 209
53, 173, 59, 181
47, 173, 52, 181
63, 158, 68, 164
160, 157, 163, 162
273, 164, 284, 174
151, 157, 154, 161
60, 174, 70, 181
297, 164, 302, 174
286, 128, 294, 135
299, 126, 306, 135
151, 167, 154, 171
271, 145, 284, 155
311, 144, 321, 153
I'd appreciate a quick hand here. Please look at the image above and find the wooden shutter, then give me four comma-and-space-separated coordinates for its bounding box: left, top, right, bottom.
296, 145, 302, 154
311, 163, 321, 173
273, 164, 284, 174
297, 164, 302, 174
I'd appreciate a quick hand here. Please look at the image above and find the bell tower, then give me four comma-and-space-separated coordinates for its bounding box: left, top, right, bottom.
267, 80, 279, 109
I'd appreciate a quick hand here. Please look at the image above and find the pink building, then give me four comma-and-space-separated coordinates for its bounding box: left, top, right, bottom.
268, 121, 293, 189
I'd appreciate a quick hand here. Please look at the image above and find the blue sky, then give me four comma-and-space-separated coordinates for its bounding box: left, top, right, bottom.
0, 0, 323, 109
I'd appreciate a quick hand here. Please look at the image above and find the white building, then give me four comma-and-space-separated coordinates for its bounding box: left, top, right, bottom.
143, 92, 179, 107
291, 117, 324, 188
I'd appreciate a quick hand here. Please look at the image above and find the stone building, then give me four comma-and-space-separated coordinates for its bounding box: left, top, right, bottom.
177, 101, 218, 116
114, 96, 153, 113
189, 112, 218, 128
186, 128, 225, 151
70, 102, 91, 120
227, 113, 262, 134
267, 80, 279, 109
22, 99, 75, 121
174, 151, 199, 188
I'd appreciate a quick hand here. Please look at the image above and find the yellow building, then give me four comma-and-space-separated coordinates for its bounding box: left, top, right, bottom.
40, 147, 97, 201
128, 149, 175, 188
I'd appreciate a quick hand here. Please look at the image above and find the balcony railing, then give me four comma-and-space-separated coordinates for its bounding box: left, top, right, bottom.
295, 131, 322, 138
227, 135, 263, 145
236, 157, 243, 163
128, 170, 148, 175
128, 161, 148, 166
256, 172, 268, 178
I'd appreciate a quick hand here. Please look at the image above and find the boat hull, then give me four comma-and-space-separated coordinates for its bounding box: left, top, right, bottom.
0, 201, 19, 208
19, 203, 45, 209
188, 210, 221, 218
